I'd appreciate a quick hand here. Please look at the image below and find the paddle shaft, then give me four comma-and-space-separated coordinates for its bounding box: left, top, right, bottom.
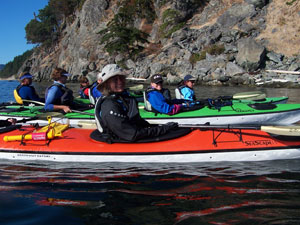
22, 100, 45, 105
179, 124, 300, 136
71, 110, 94, 116
179, 124, 260, 130
16, 117, 39, 123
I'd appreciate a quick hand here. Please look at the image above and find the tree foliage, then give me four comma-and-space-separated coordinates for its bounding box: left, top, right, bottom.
0, 50, 34, 78
2, 0, 86, 78
25, 0, 86, 45
25, 5, 55, 44
99, 0, 155, 59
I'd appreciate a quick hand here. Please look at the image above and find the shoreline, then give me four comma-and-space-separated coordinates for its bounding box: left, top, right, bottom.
0, 75, 16, 80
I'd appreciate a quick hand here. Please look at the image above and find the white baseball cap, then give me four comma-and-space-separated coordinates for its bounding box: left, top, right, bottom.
97, 64, 128, 85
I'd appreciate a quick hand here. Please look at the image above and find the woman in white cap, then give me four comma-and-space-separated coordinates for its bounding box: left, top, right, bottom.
94, 64, 178, 143
44, 67, 74, 113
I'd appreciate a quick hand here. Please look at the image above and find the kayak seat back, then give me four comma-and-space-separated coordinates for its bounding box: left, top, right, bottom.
175, 88, 184, 99
143, 91, 153, 111
248, 102, 277, 110
90, 127, 192, 144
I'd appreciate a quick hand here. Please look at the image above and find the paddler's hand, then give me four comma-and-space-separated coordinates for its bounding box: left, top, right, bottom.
62, 106, 72, 113
182, 102, 189, 108
7, 118, 17, 125
163, 122, 178, 131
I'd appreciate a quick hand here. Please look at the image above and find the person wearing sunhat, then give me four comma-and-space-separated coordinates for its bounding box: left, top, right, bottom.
44, 67, 74, 113
177, 74, 197, 101
14, 72, 42, 104
145, 74, 186, 115
93, 64, 178, 143
78, 74, 93, 99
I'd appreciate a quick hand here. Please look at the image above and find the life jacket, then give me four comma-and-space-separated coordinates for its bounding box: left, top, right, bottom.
14, 88, 23, 105
143, 88, 171, 113
14, 85, 38, 105
175, 85, 196, 101
88, 82, 98, 104
94, 94, 140, 143
45, 83, 73, 106
79, 86, 90, 99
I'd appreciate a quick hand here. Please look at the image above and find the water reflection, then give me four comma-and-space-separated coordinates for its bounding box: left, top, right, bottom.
0, 160, 300, 225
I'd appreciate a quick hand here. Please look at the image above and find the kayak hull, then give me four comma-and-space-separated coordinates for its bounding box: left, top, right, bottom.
1, 149, 299, 163
0, 107, 300, 128
143, 107, 300, 125
1, 127, 300, 163
0, 99, 299, 128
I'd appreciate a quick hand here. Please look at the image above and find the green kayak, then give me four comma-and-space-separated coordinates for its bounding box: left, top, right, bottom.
0, 96, 299, 129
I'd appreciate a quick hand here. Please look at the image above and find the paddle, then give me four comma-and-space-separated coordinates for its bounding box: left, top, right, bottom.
0, 115, 61, 134
126, 77, 147, 82
179, 124, 300, 136
218, 91, 266, 101
9, 112, 66, 124
128, 84, 144, 91
70, 109, 94, 116
22, 99, 45, 105
232, 91, 266, 101
20, 100, 94, 115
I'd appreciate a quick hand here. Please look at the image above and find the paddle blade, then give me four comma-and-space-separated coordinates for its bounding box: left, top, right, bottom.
77, 121, 97, 129
233, 91, 266, 100
128, 84, 144, 91
36, 112, 65, 119
261, 126, 300, 136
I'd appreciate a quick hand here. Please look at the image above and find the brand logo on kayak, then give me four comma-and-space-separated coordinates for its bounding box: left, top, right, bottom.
244, 140, 275, 146
234, 108, 255, 112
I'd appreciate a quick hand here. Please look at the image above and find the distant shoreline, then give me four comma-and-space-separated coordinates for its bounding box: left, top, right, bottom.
0, 75, 16, 80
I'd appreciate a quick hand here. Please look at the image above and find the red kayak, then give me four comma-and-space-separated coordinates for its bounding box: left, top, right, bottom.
1, 123, 300, 163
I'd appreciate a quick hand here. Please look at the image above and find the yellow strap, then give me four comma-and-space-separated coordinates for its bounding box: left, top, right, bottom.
14, 89, 24, 105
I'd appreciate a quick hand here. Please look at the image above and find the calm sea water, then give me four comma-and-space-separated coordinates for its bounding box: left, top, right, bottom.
1, 80, 300, 225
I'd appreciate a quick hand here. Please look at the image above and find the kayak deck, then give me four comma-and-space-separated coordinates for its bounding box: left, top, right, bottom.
1, 126, 300, 162
140, 102, 300, 119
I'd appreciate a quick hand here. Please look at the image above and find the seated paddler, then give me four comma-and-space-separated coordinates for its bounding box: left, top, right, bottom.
144, 74, 188, 115
14, 72, 43, 105
89, 73, 103, 104
44, 67, 92, 113
78, 74, 93, 99
175, 74, 197, 101
93, 64, 178, 143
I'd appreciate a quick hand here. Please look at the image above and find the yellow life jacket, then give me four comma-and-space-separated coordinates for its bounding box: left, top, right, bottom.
14, 89, 24, 104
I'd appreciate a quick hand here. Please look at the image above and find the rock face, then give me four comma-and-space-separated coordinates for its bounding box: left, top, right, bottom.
20, 0, 300, 87
236, 38, 266, 72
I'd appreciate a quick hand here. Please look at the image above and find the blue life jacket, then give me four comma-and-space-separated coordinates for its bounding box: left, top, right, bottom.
45, 83, 74, 106
16, 84, 40, 101
144, 88, 173, 114
176, 85, 196, 101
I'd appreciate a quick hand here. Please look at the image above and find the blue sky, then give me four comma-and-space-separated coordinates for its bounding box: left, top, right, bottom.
0, 0, 48, 65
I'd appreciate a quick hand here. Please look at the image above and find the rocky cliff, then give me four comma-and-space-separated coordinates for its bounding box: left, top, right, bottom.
20, 0, 300, 87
